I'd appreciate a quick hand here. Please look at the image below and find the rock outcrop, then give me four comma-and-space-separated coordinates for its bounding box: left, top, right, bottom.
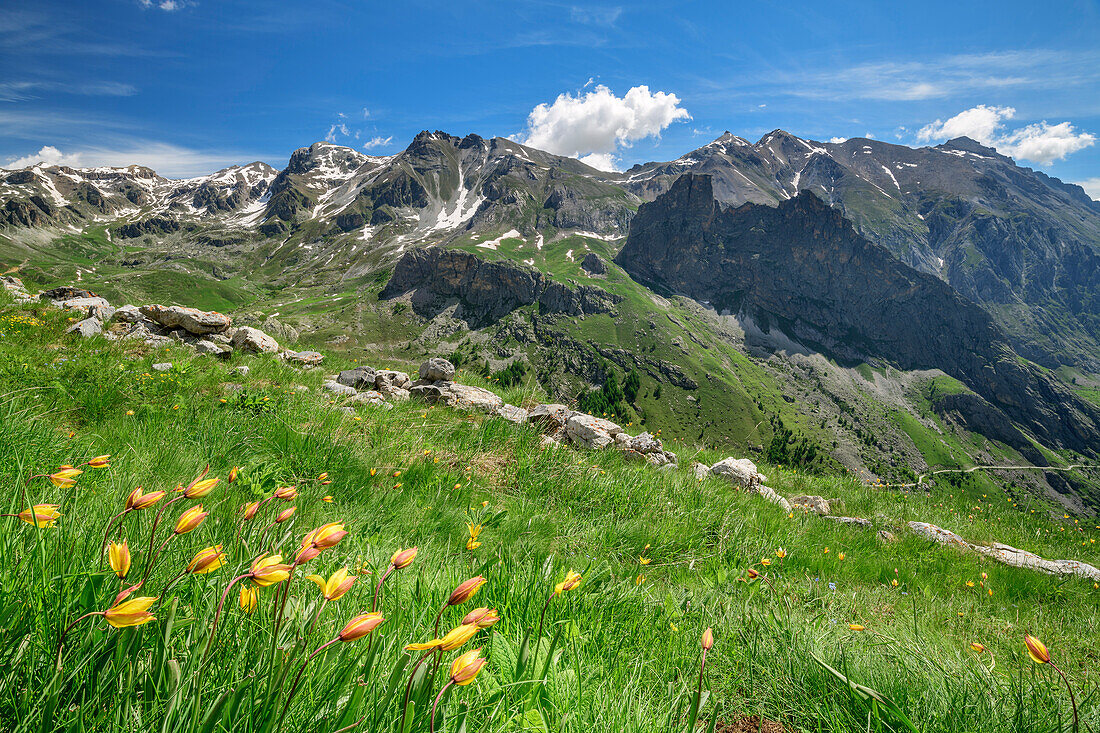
616, 174, 1100, 455
141, 305, 232, 335
381, 247, 621, 327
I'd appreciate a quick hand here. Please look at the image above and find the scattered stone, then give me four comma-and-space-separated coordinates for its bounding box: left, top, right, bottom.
141, 304, 231, 335
691, 462, 710, 481
337, 366, 377, 389
195, 339, 230, 358
233, 366, 250, 377
375, 369, 412, 391
565, 413, 619, 449
823, 515, 872, 527
757, 485, 793, 513
878, 530, 897, 543
349, 390, 387, 406
539, 435, 560, 449
231, 326, 279, 354
1, 275, 29, 297
111, 305, 146, 323
378, 385, 411, 401
710, 458, 767, 489
152, 362, 172, 372
323, 380, 357, 397
790, 495, 832, 515
40, 286, 96, 301
413, 382, 504, 413
496, 404, 529, 423
66, 317, 102, 338
284, 350, 324, 366
419, 357, 455, 383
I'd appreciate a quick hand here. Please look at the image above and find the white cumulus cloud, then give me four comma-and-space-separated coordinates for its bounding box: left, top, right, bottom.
5, 145, 85, 169
916, 105, 1095, 164
517, 84, 690, 171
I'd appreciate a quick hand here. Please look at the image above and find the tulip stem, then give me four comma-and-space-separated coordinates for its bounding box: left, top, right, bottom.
307, 599, 328, 637
431, 602, 447, 637
145, 495, 183, 571
1050, 662, 1079, 733
203, 573, 249, 662
55, 611, 104, 669
279, 637, 340, 725
429, 680, 454, 733
98, 509, 129, 569
140, 530, 176, 585
399, 649, 438, 733
372, 566, 393, 613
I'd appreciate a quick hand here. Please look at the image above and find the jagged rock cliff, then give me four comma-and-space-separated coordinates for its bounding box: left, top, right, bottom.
616, 173, 1100, 454
381, 247, 621, 327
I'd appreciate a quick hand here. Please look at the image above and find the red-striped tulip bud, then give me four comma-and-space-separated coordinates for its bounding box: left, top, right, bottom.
390, 547, 417, 569
302, 522, 347, 550
447, 576, 487, 606
174, 505, 208, 534
338, 612, 385, 641
186, 545, 226, 574
104, 595, 157, 628
461, 607, 500, 629
274, 486, 298, 501
241, 501, 260, 521
702, 628, 714, 650
183, 477, 219, 499
18, 504, 61, 528
554, 570, 582, 596
128, 488, 165, 511
249, 554, 292, 586
1024, 635, 1050, 665
49, 468, 82, 487
449, 649, 488, 686
87, 455, 111, 468
296, 544, 322, 565
228, 466, 239, 483
275, 506, 296, 524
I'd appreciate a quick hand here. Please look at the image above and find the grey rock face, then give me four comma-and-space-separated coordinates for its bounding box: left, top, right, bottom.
337, 366, 377, 389
617, 173, 1100, 455
419, 357, 455, 383
381, 247, 621, 327
709, 457, 766, 488
496, 404, 528, 423
111, 305, 146, 324
581, 252, 607, 275
231, 326, 279, 354
527, 404, 572, 432
141, 304, 231, 335
564, 413, 623, 449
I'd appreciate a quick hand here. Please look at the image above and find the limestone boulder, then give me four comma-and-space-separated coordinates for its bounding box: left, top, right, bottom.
66, 317, 102, 338
231, 326, 279, 354
527, 404, 571, 432
284, 350, 324, 367
418, 357, 455, 383
337, 366, 377, 389
496, 404, 529, 423
141, 305, 231, 335
565, 414, 617, 449
375, 369, 412, 390
710, 458, 767, 488
323, 380, 357, 397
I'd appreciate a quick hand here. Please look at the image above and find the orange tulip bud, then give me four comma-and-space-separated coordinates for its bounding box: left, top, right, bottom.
338, 612, 385, 641
128, 488, 165, 511
87, 455, 111, 468
303, 522, 347, 550
274, 486, 298, 501
49, 468, 82, 487
701, 628, 714, 650
461, 607, 500, 628
183, 477, 219, 499
229, 466, 239, 483
241, 501, 260, 521
307, 568, 356, 601
970, 642, 986, 653
275, 506, 296, 524
447, 576, 487, 606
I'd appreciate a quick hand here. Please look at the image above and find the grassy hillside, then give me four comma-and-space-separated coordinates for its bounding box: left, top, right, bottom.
1, 293, 1099, 732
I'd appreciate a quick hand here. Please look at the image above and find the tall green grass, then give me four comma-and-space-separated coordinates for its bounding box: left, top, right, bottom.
0, 296, 1097, 732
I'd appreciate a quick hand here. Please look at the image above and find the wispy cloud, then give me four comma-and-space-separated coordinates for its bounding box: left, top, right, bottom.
138, 0, 193, 11
362, 136, 393, 150
699, 49, 1100, 103
0, 80, 137, 102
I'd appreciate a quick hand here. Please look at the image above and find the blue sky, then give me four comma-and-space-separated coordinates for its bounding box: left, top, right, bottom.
2, 1, 1099, 197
